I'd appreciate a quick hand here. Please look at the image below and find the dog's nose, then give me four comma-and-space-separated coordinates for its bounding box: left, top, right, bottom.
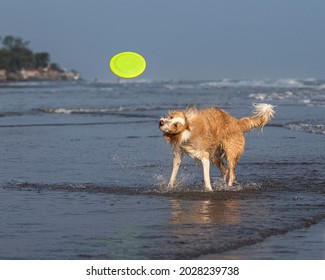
159, 119, 164, 126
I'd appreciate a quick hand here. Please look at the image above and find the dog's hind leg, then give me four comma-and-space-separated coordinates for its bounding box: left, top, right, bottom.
212, 147, 228, 182
227, 156, 239, 187
224, 136, 245, 187
168, 150, 183, 189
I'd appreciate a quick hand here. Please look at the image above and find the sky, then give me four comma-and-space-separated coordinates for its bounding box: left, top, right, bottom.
1, 0, 325, 81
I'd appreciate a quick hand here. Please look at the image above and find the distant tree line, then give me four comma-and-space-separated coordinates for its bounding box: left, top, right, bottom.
0, 35, 63, 72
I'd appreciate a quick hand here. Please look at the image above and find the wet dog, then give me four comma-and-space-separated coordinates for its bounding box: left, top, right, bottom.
159, 103, 275, 191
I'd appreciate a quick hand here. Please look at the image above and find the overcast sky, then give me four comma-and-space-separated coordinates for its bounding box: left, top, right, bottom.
1, 0, 325, 81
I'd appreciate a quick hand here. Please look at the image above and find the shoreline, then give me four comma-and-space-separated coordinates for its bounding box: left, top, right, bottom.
200, 219, 325, 260
0, 69, 80, 83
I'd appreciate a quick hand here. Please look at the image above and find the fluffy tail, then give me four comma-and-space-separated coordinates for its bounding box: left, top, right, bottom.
238, 103, 275, 132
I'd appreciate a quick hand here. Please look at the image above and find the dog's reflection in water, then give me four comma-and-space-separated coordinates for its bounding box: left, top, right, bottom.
169, 199, 241, 226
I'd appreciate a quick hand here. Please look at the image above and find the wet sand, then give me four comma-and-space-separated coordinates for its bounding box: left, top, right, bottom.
200, 220, 325, 260
1, 184, 324, 260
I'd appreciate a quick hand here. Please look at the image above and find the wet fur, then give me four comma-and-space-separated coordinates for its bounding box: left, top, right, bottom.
159, 103, 275, 191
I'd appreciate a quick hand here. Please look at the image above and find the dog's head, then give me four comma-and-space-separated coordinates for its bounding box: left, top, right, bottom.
159, 111, 188, 135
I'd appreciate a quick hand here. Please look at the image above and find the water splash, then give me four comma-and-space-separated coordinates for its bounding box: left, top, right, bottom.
212, 177, 262, 191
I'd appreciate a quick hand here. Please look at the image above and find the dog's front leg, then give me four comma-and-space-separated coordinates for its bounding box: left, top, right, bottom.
201, 157, 213, 192
168, 150, 183, 189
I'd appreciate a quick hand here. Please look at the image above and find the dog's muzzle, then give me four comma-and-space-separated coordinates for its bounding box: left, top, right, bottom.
159, 119, 165, 127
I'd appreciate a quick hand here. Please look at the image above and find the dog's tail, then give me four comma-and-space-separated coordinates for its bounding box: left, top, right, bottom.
238, 103, 275, 132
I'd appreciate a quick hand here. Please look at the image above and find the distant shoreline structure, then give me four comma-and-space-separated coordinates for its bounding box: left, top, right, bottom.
0, 67, 80, 82
0, 35, 80, 82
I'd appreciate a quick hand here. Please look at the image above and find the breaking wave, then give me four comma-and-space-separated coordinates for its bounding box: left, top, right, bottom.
249, 91, 325, 106
199, 78, 325, 89
285, 121, 325, 135
39, 105, 170, 115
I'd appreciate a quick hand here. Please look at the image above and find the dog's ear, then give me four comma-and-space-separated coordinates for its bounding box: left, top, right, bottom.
184, 116, 191, 131
184, 107, 197, 131
185, 107, 197, 119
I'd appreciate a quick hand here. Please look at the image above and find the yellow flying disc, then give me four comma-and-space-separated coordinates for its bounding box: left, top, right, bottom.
109, 52, 146, 78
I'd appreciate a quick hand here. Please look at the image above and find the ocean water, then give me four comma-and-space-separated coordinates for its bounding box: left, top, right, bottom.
0, 79, 324, 259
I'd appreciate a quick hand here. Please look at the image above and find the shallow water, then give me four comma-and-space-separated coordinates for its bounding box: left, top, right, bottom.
201, 220, 325, 260
0, 79, 324, 259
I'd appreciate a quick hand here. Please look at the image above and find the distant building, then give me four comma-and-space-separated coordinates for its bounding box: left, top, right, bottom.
0, 69, 7, 81
20, 67, 80, 81
63, 70, 80, 81
21, 68, 42, 80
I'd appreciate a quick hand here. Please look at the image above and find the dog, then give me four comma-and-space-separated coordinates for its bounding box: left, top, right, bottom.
159, 103, 275, 191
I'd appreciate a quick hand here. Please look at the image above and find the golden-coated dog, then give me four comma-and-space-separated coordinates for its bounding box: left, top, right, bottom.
159, 103, 275, 191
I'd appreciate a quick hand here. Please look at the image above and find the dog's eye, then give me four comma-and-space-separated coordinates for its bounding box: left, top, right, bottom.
173, 123, 178, 128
